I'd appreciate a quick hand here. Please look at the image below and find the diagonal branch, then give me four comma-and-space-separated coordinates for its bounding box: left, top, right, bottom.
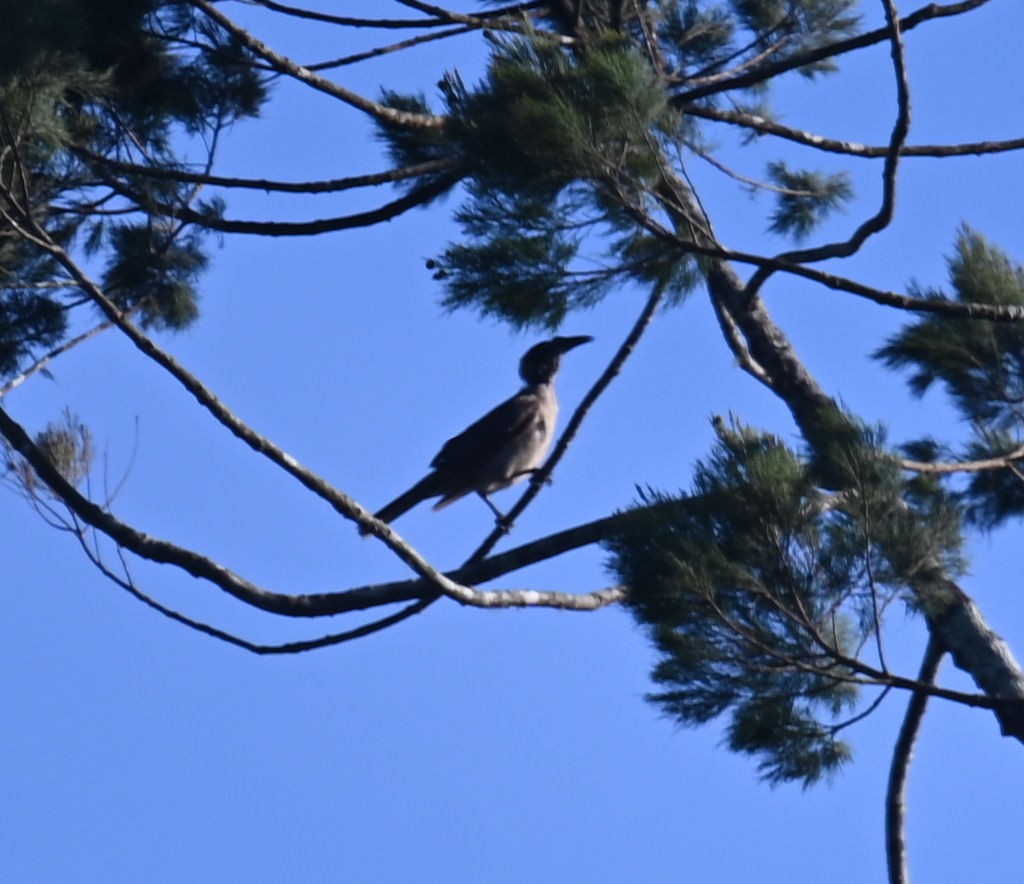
190, 0, 445, 129
466, 276, 670, 564
0, 318, 117, 396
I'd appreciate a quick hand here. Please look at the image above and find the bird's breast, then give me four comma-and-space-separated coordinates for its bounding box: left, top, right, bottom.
477, 386, 558, 494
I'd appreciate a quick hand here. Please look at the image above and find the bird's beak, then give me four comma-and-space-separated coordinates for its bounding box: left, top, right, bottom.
552, 335, 593, 353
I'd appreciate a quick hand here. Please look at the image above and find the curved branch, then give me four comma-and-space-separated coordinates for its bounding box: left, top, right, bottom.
0, 179, 634, 615
886, 634, 945, 884
80, 527, 435, 654
747, 0, 912, 294
116, 170, 463, 236
243, 1, 453, 28
0, 400, 626, 615
670, 0, 991, 105
614, 194, 1024, 323
76, 147, 454, 194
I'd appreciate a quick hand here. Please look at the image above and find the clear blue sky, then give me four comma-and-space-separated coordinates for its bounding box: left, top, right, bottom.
4, 3, 1023, 881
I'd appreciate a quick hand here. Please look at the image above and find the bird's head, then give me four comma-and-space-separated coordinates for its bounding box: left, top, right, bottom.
519, 335, 592, 385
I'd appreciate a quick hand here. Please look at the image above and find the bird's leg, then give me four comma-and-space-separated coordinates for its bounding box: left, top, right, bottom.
478, 492, 512, 533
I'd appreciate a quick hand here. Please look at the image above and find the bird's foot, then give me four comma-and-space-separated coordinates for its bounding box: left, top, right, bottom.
527, 468, 553, 488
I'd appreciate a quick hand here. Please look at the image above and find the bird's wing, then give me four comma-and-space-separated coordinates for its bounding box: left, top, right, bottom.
430, 390, 540, 473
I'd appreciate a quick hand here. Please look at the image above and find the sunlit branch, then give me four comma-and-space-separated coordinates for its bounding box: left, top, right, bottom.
1, 395, 627, 617
686, 105, 1024, 159
1, 173, 625, 615
0, 183, 485, 601
901, 444, 1024, 475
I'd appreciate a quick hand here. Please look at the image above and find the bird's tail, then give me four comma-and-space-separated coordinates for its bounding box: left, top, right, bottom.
373, 472, 447, 527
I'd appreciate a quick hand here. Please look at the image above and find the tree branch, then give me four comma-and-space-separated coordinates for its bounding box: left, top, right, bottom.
747, 0, 912, 293
0, 398, 627, 615
76, 523, 436, 654
76, 147, 454, 194
685, 105, 1024, 159
670, 0, 992, 105
190, 0, 446, 129
886, 634, 945, 884
110, 168, 465, 236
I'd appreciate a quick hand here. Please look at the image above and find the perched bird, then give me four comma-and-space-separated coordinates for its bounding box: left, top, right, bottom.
372, 335, 592, 527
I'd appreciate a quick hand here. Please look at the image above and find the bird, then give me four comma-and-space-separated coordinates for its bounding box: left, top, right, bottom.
371, 335, 592, 528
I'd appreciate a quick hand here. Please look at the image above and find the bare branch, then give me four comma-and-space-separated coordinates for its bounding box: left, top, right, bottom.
190, 0, 446, 128
246, 0, 541, 30
242, 1, 452, 28
111, 170, 464, 236
305, 26, 475, 71
747, 0, 912, 293
0, 399, 625, 615
886, 635, 945, 884
0, 319, 117, 396
76, 147, 455, 194
686, 105, 1024, 159
77, 522, 436, 654
671, 0, 992, 105
609, 194, 1024, 323
901, 444, 1024, 475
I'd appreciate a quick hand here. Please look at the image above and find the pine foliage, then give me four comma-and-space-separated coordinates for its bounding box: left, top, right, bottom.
0, 0, 265, 380
878, 228, 1024, 528
606, 419, 963, 785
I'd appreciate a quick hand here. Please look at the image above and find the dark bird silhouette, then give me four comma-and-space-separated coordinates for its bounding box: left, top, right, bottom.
373, 335, 592, 527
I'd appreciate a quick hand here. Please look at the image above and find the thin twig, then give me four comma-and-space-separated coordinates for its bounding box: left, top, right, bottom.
0, 319, 116, 396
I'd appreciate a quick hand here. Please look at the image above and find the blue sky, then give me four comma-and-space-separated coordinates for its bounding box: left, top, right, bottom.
3, 2, 1024, 881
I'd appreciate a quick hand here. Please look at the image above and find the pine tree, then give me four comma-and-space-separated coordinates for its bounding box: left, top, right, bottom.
2, 4, 1023, 878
